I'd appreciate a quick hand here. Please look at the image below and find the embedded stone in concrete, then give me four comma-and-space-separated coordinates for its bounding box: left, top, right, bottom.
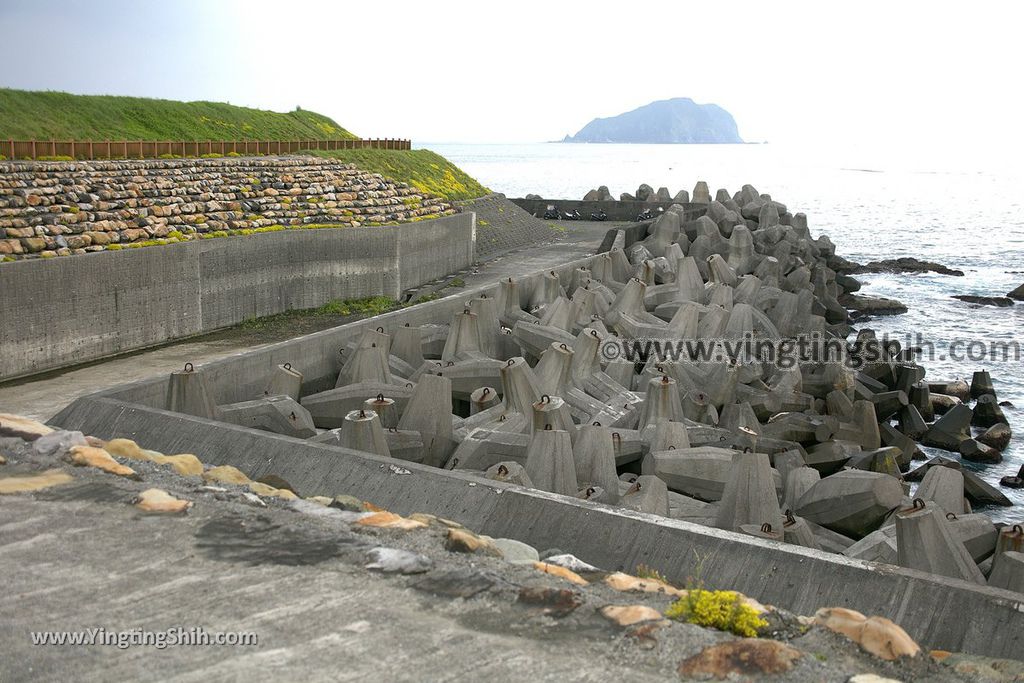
795, 470, 903, 539
218, 395, 316, 438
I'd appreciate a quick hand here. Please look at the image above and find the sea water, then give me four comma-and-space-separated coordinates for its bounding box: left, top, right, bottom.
426, 141, 1024, 521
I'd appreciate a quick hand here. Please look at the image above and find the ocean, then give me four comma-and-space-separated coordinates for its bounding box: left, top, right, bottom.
426, 142, 1024, 521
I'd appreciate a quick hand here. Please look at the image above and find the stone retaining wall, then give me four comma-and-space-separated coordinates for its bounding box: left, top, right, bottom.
0, 156, 454, 261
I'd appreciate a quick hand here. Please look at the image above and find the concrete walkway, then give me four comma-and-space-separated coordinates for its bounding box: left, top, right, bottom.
0, 220, 616, 423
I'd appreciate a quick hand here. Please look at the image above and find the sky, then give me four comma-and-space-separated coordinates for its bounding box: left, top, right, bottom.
2, 0, 1023, 156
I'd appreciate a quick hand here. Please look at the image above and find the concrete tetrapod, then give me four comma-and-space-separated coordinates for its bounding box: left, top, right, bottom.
524, 427, 578, 496
714, 449, 784, 534
165, 364, 219, 420
572, 423, 620, 504
218, 395, 316, 438
915, 466, 967, 515
337, 409, 392, 458
263, 363, 303, 401
795, 470, 903, 539
895, 500, 986, 585
396, 373, 454, 468
987, 551, 1024, 594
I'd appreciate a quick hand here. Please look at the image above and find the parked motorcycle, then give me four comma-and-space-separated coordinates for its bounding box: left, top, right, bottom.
590, 209, 607, 221
542, 206, 560, 220
636, 208, 654, 221
561, 209, 582, 221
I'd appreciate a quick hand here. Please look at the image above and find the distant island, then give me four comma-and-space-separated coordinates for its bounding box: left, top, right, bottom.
561, 97, 743, 144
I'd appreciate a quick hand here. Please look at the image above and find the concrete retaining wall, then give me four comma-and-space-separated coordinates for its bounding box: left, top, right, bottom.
511, 197, 707, 222
0, 212, 474, 380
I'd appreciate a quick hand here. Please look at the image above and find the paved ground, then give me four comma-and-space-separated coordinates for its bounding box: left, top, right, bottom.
0, 433, 990, 682
0, 209, 617, 423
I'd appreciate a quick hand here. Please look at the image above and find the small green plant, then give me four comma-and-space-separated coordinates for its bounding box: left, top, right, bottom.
448, 277, 465, 288
1, 255, 15, 262
664, 589, 767, 638
226, 151, 241, 157
200, 152, 223, 158
106, 244, 123, 251
635, 564, 669, 583
36, 155, 74, 161
0, 154, 6, 161
40, 251, 56, 258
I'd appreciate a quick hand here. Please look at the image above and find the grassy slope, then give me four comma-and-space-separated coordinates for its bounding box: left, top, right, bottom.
305, 149, 489, 201
0, 89, 355, 140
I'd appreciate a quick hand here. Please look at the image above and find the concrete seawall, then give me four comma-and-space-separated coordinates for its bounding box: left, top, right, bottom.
0, 212, 474, 380
49, 252, 1024, 660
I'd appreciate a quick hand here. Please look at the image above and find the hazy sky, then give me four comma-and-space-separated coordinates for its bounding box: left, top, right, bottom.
2, 0, 1022, 153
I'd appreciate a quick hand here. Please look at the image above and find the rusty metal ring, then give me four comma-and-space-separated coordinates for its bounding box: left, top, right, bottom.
912, 498, 925, 510
761, 523, 773, 533
946, 512, 958, 520
284, 362, 292, 371
482, 388, 491, 397
593, 421, 602, 426
785, 510, 796, 525
376, 326, 384, 333
544, 424, 553, 430
184, 362, 194, 372
507, 359, 516, 366
541, 394, 550, 404
376, 393, 385, 402
497, 464, 509, 476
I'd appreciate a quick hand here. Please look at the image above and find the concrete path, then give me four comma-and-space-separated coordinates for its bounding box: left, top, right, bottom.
0, 220, 616, 423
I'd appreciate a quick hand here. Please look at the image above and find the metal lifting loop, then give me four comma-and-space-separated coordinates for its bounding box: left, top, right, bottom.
507, 359, 515, 366
497, 464, 509, 476
785, 510, 795, 525
592, 421, 602, 426
376, 326, 384, 333
376, 393, 385, 402
184, 362, 194, 372
946, 512, 958, 521
544, 424, 552, 430
284, 362, 291, 371
761, 523, 773, 533
541, 394, 551, 404
482, 388, 491, 397
912, 498, 925, 510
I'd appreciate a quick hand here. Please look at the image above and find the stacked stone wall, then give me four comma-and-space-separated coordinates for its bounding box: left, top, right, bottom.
0, 156, 454, 260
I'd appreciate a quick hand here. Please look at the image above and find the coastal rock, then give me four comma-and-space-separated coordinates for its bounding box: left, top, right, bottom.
563, 97, 743, 144
1007, 283, 1024, 301
839, 294, 907, 316
952, 295, 1014, 307
850, 257, 964, 276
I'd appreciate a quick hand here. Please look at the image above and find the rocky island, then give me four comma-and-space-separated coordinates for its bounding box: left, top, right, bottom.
562, 97, 743, 144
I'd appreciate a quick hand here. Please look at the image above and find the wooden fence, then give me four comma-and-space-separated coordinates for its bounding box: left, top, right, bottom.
3, 138, 411, 160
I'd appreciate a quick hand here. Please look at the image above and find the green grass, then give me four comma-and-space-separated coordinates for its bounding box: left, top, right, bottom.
304, 149, 488, 201
0, 89, 356, 141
